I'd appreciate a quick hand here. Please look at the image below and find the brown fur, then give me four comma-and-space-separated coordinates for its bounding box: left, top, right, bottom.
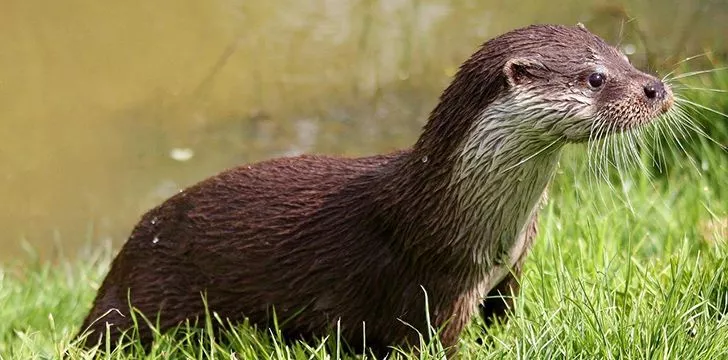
76, 24, 672, 356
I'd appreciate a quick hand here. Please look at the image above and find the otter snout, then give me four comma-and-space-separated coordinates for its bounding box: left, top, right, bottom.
642, 78, 673, 114
643, 81, 666, 100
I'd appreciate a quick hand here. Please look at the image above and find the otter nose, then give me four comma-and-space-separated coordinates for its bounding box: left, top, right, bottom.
643, 81, 666, 100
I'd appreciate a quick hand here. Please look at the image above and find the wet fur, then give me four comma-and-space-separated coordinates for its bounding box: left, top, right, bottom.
78, 151, 535, 355
76, 24, 672, 356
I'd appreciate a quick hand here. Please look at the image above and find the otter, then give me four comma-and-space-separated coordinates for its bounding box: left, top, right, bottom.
76, 24, 673, 356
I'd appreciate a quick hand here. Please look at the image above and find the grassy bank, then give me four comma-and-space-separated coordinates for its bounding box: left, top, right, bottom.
2, 91, 727, 360
2, 147, 726, 359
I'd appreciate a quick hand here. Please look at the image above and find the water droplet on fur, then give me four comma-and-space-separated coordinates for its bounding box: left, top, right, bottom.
151, 217, 158, 225
622, 44, 636, 55
152, 236, 160, 244
421, 155, 428, 163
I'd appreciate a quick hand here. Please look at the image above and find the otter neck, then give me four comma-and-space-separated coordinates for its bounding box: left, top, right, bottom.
391, 93, 565, 272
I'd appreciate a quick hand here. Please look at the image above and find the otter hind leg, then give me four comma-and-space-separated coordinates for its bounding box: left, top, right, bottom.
75, 275, 162, 351
75, 285, 135, 350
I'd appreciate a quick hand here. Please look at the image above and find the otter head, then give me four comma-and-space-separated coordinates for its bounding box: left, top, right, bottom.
427, 24, 674, 152
494, 24, 673, 142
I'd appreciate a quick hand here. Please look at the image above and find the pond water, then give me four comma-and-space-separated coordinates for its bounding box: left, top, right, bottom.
1, 0, 725, 261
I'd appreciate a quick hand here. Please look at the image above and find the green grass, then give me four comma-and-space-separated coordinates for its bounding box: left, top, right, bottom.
2, 149, 726, 359
2, 90, 728, 360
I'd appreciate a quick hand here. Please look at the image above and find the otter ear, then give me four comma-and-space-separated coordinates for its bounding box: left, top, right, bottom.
503, 57, 546, 87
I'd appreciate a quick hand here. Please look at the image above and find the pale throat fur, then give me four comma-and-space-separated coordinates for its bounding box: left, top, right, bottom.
449, 90, 578, 282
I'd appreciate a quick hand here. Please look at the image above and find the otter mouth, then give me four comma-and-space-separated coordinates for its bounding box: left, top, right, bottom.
660, 89, 675, 114
571, 110, 671, 145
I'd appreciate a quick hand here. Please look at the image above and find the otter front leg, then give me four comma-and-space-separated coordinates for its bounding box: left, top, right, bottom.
478, 269, 521, 327
479, 210, 539, 328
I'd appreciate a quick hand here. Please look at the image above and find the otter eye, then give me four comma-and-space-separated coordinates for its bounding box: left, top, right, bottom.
588, 72, 606, 89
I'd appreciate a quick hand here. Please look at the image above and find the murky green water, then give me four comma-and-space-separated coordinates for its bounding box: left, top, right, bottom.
1, 0, 725, 261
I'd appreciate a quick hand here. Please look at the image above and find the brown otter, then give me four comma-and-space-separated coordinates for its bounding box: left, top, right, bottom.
76, 24, 673, 356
